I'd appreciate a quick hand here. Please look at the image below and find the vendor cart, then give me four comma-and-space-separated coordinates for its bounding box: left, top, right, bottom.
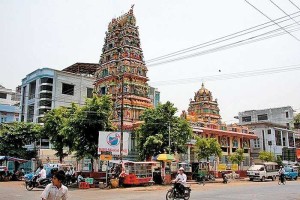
123, 161, 159, 186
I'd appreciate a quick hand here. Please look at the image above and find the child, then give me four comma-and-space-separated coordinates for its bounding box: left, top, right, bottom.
41, 170, 68, 200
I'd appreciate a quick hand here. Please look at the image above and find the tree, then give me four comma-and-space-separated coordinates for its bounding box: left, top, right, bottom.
0, 122, 42, 160
62, 95, 114, 171
43, 106, 75, 163
293, 113, 300, 129
229, 148, 245, 170
137, 101, 192, 160
194, 137, 222, 162
259, 151, 275, 162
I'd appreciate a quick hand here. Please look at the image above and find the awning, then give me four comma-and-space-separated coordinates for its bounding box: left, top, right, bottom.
296, 149, 300, 159
156, 154, 175, 162
0, 156, 29, 163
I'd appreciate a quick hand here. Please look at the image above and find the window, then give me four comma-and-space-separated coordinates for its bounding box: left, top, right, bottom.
87, 88, 93, 98
242, 116, 251, 122
62, 83, 74, 95
286, 111, 289, 118
275, 130, 282, 146
40, 85, 53, 91
253, 138, 260, 148
41, 77, 53, 84
268, 129, 271, 134
101, 87, 106, 95
258, 114, 268, 121
0, 93, 7, 99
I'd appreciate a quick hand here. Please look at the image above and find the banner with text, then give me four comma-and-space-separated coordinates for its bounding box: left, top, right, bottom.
98, 131, 129, 155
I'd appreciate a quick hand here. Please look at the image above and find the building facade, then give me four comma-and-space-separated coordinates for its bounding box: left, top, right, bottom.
0, 85, 20, 124
20, 64, 97, 123
238, 106, 295, 129
149, 87, 160, 108
238, 107, 296, 163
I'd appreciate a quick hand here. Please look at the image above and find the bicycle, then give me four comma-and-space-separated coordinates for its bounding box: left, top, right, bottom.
278, 175, 286, 185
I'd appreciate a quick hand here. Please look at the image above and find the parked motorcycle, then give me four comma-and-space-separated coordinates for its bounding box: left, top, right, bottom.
25, 174, 51, 191
166, 182, 191, 200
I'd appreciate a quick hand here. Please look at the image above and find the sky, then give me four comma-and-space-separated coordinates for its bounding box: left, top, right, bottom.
1, 0, 300, 123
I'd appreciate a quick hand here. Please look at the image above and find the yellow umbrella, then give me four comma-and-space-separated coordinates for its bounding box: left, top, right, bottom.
156, 153, 175, 161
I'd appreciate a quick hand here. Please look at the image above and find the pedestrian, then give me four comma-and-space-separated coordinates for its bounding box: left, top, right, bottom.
41, 170, 68, 200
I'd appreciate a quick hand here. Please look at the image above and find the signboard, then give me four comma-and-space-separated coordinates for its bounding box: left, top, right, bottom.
217, 164, 239, 171
100, 154, 113, 161
98, 131, 129, 156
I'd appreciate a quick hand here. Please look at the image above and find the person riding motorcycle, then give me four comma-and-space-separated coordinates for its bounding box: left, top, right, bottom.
278, 166, 285, 183
36, 166, 47, 185
173, 167, 187, 196
221, 171, 228, 184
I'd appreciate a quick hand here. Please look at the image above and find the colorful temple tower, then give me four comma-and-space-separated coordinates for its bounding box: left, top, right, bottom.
182, 83, 257, 171
95, 6, 152, 130
187, 83, 221, 125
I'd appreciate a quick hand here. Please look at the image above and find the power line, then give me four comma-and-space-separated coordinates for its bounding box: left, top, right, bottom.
245, 0, 300, 41
270, 0, 300, 25
289, 0, 300, 11
146, 20, 300, 67
149, 64, 300, 86
145, 11, 300, 64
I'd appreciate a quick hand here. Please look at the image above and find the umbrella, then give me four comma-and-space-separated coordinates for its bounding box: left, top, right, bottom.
156, 154, 175, 161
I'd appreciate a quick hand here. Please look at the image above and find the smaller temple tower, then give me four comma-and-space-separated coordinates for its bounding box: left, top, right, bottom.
187, 83, 221, 124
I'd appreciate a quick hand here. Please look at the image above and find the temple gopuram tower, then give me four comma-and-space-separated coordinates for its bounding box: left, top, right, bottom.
95, 6, 152, 130
187, 83, 221, 124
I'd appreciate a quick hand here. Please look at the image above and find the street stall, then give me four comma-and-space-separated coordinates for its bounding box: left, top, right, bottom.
122, 161, 159, 186
155, 154, 175, 184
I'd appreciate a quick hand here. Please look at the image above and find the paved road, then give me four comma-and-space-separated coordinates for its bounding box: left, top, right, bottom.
1, 179, 300, 199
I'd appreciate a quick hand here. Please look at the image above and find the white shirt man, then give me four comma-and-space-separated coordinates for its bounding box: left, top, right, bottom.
37, 166, 47, 182
175, 167, 187, 183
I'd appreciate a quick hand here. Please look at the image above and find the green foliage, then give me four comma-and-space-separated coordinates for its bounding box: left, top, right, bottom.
259, 151, 275, 162
43, 106, 73, 162
276, 156, 283, 166
137, 101, 192, 160
229, 148, 245, 169
194, 137, 222, 161
62, 95, 114, 164
293, 113, 300, 129
0, 122, 42, 160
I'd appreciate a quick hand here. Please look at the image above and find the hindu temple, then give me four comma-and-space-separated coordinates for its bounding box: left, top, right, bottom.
182, 83, 257, 172
95, 6, 153, 131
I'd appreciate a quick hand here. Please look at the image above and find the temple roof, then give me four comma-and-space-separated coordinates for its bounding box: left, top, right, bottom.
62, 63, 100, 76
197, 83, 211, 96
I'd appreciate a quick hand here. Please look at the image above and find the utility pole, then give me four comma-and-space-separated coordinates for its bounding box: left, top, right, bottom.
120, 74, 124, 161
168, 122, 171, 154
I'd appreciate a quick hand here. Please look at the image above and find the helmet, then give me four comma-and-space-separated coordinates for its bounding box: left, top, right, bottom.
179, 167, 185, 171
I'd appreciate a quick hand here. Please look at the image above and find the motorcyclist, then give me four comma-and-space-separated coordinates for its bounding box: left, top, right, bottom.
278, 166, 285, 183
37, 166, 47, 185
221, 171, 228, 184
173, 167, 187, 196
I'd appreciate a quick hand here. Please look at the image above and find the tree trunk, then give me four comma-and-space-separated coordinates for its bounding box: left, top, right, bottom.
91, 158, 94, 172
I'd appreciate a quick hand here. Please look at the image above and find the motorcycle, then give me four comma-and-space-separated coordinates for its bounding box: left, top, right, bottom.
222, 172, 228, 184
25, 174, 51, 191
166, 182, 191, 200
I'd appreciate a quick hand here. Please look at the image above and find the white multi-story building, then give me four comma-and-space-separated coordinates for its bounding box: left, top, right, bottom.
20, 63, 98, 124
238, 106, 296, 163
238, 106, 294, 129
